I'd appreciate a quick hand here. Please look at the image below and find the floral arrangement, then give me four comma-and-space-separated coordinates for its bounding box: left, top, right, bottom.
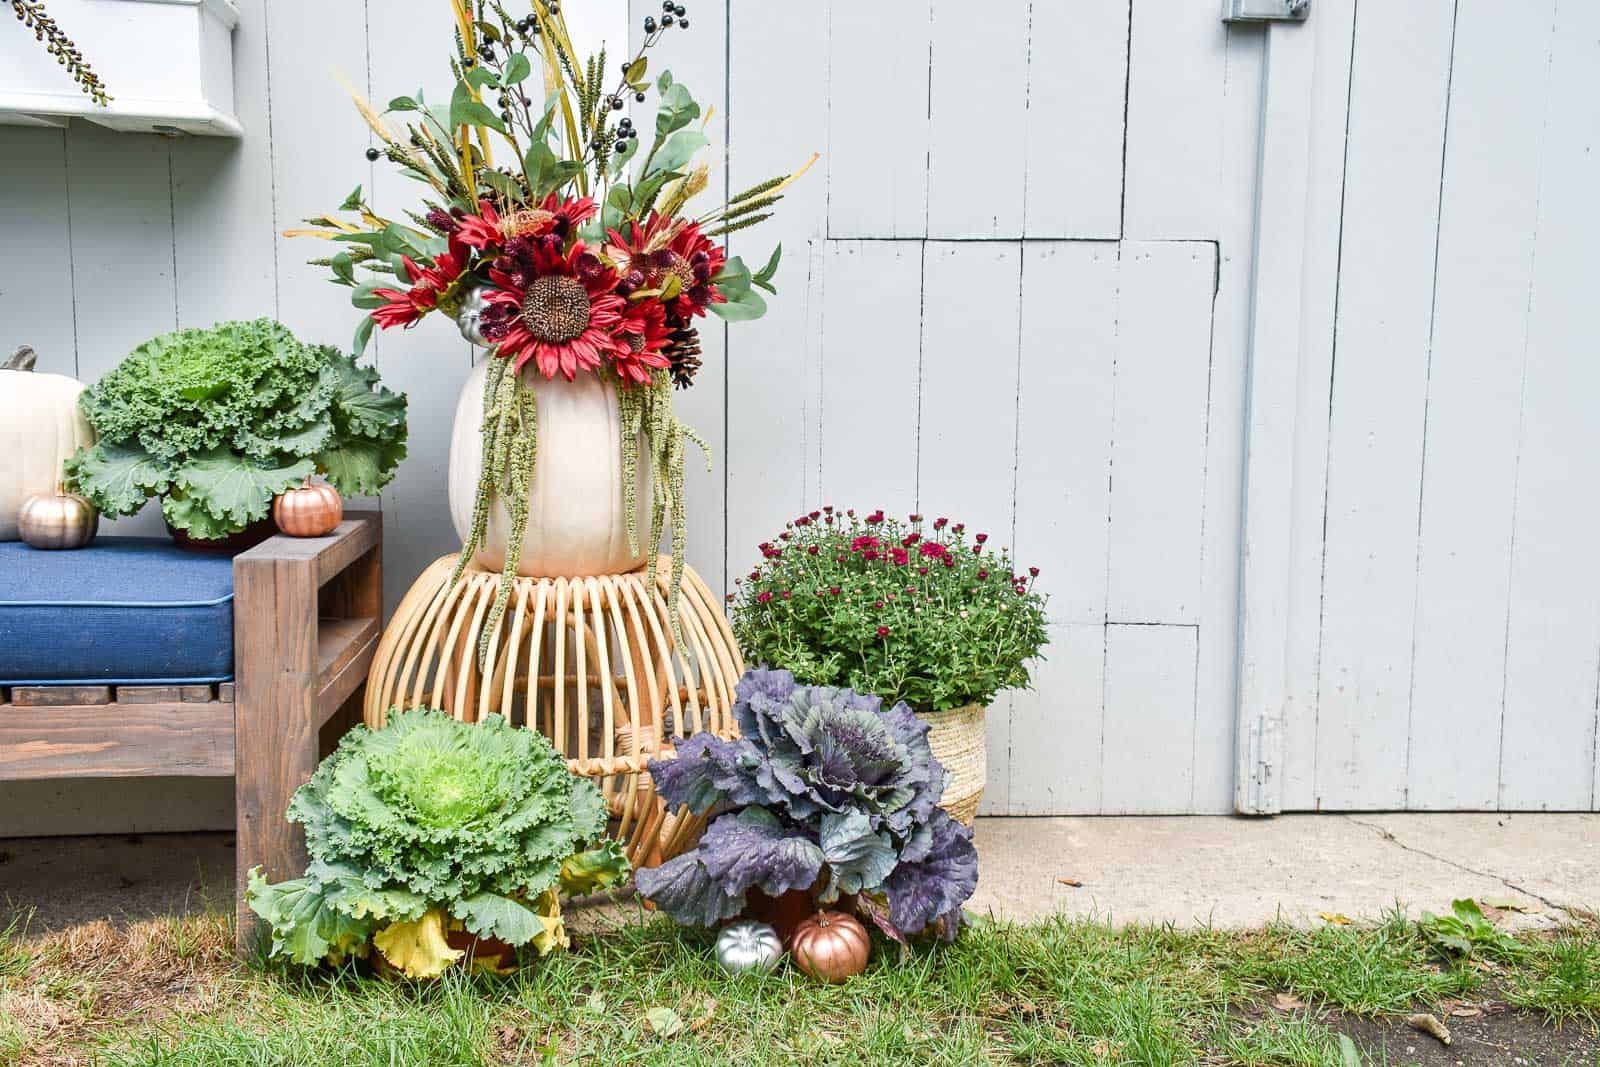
634, 668, 979, 943
10, 1, 110, 104
246, 707, 628, 978
731, 510, 1049, 712
293, 0, 811, 656
65, 319, 406, 541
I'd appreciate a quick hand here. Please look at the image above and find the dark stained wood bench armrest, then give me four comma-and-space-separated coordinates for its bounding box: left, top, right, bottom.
232, 510, 383, 950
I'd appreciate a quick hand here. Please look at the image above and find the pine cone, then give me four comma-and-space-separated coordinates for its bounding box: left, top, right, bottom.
666, 323, 702, 390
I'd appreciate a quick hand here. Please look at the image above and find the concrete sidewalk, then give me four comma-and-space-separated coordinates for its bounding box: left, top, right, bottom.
970, 813, 1599, 929
2, 813, 1596, 931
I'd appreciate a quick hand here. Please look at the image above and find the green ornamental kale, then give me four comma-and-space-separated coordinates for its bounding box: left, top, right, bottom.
64, 319, 407, 539
247, 708, 628, 972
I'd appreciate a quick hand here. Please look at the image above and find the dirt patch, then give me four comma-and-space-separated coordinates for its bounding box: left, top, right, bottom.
0, 833, 234, 932
1336, 1009, 1599, 1066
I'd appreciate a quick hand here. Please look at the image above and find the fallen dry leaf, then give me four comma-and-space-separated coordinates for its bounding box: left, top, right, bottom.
1406, 1013, 1452, 1046
686, 998, 718, 1034
1450, 1006, 1483, 1019
1057, 877, 1084, 888
1480, 895, 1539, 914
1318, 912, 1354, 925
1272, 992, 1307, 1012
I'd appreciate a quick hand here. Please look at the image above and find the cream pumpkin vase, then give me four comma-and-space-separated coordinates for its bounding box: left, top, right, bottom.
0, 346, 96, 541
447, 360, 653, 578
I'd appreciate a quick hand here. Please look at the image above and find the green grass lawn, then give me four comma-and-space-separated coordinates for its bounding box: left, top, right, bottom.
2, 905, 1597, 1066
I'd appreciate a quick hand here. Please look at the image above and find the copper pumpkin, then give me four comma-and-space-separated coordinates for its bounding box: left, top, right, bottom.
273, 478, 343, 538
790, 911, 870, 983
17, 489, 97, 550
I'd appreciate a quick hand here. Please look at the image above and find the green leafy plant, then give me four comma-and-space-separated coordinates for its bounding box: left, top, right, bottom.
1418, 899, 1522, 961
246, 707, 628, 979
732, 509, 1050, 712
64, 319, 407, 540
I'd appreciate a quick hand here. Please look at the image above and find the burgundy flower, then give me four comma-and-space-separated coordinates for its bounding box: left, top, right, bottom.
919, 541, 946, 559
829, 586, 841, 595
909, 513, 922, 522
875, 626, 890, 638
851, 535, 880, 553
807, 545, 819, 555
863, 549, 880, 561
975, 533, 989, 545
934, 517, 948, 530
873, 600, 884, 610
1029, 566, 1040, 577
781, 590, 792, 600
890, 548, 909, 566
902, 533, 921, 547
978, 570, 989, 579
866, 510, 885, 524
756, 591, 772, 604
942, 555, 955, 568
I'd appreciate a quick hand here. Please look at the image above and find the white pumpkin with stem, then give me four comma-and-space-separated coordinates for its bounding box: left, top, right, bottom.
0, 346, 96, 541
447, 359, 653, 578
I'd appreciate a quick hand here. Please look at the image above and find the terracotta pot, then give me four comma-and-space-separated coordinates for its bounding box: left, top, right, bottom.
165, 514, 276, 553
446, 363, 653, 578
745, 886, 857, 945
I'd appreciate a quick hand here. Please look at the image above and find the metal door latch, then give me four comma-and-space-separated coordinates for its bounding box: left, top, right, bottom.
1223, 0, 1310, 22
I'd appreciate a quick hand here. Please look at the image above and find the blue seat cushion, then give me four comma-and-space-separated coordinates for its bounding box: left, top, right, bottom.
0, 537, 234, 685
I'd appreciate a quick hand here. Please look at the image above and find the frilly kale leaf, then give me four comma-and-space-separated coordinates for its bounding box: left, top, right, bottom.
638, 668, 977, 940
246, 708, 627, 975
66, 319, 407, 537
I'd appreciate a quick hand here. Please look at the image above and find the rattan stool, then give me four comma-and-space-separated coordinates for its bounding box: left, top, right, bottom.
365, 554, 743, 868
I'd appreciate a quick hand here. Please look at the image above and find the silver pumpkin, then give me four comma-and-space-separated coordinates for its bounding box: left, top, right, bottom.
17, 490, 98, 550
455, 283, 493, 347
714, 920, 784, 975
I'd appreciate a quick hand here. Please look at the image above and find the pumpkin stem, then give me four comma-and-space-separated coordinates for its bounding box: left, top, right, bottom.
3, 345, 37, 372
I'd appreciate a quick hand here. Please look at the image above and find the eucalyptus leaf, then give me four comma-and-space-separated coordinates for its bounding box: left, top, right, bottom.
504, 53, 531, 85
387, 96, 418, 112
654, 80, 699, 139
709, 288, 767, 321
651, 129, 707, 175
625, 57, 648, 87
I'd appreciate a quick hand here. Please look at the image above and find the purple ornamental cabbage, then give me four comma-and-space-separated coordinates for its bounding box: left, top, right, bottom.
635, 668, 978, 941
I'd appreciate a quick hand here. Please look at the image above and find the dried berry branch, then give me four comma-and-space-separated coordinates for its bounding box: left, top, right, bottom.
10, 0, 110, 105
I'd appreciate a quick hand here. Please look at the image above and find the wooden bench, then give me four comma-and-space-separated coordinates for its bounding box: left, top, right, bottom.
0, 512, 382, 949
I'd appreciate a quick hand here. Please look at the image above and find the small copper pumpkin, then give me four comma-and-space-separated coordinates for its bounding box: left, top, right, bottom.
272, 477, 343, 537
790, 911, 870, 983
17, 488, 98, 550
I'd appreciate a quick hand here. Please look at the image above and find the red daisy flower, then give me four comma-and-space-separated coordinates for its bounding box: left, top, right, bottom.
457, 194, 598, 251
478, 240, 625, 379
369, 233, 471, 330
604, 212, 726, 319
611, 298, 672, 386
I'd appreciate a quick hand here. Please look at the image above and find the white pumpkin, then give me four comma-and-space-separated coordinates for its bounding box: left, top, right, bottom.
0, 346, 96, 541
447, 361, 653, 577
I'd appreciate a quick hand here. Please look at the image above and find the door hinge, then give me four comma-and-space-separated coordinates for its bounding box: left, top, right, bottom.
1223, 0, 1310, 23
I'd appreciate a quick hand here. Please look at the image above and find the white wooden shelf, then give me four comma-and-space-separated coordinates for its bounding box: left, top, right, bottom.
1, 0, 240, 137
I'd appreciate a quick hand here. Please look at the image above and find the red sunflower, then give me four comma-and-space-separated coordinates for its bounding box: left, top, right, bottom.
611, 298, 672, 386
370, 233, 471, 330
478, 240, 626, 379
456, 193, 598, 251
605, 212, 726, 320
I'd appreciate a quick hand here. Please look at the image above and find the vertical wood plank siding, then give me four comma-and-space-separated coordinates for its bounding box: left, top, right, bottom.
4, 0, 1596, 813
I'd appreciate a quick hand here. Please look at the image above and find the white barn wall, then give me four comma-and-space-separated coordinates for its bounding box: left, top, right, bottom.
3, 0, 1598, 830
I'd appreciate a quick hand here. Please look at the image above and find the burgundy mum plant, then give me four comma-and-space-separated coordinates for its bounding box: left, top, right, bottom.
731, 510, 1049, 712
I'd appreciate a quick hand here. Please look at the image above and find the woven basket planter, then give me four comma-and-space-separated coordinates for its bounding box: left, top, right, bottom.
917, 703, 986, 825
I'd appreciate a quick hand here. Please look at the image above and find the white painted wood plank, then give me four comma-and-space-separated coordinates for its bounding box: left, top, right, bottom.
0, 128, 76, 375
1192, 26, 1265, 817
1022, 0, 1127, 239
1100, 623, 1198, 814
919, 240, 1021, 811
1122, 0, 1228, 240
826, 0, 929, 239
170, 0, 275, 329
64, 126, 178, 538
1235, 20, 1317, 815
1006, 622, 1104, 814
1105, 241, 1213, 626
1280, 0, 1357, 812
1495, 1, 1600, 812
633, 0, 728, 596
366, 0, 473, 613
1313, 0, 1454, 810
726, 0, 829, 569
1012, 240, 1118, 624
816, 241, 921, 518
1408, 0, 1553, 811
925, 0, 1028, 238
265, 0, 371, 351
